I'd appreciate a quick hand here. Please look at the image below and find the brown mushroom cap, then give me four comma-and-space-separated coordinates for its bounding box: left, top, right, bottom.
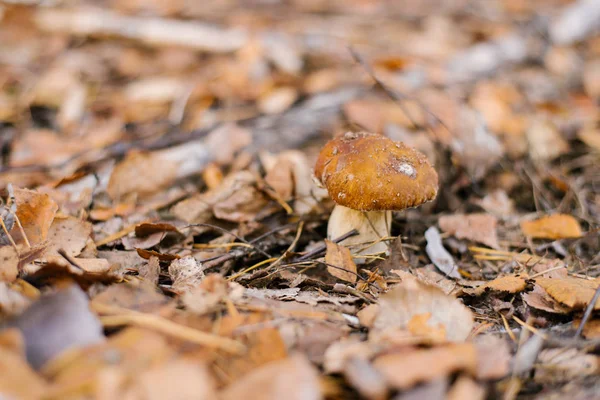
314, 131, 439, 211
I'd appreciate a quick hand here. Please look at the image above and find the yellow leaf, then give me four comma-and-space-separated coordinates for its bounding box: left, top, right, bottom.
520, 214, 583, 239
324, 240, 357, 284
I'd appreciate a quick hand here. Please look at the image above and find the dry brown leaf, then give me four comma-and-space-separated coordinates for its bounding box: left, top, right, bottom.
522, 284, 571, 314
521, 214, 583, 239
107, 151, 180, 200
219, 354, 321, 400
324, 240, 357, 284
168, 256, 204, 293
172, 171, 267, 224
373, 344, 477, 390
372, 275, 473, 342
13, 188, 58, 245
0, 329, 48, 400
45, 215, 92, 257
447, 376, 486, 400
472, 275, 528, 295
139, 256, 160, 285
473, 335, 511, 380
535, 276, 600, 310
535, 348, 599, 383
0, 245, 19, 282
407, 313, 447, 343
129, 360, 216, 400
439, 213, 499, 248
526, 118, 569, 162
578, 123, 600, 151
573, 318, 600, 339
258, 87, 298, 115
264, 157, 295, 200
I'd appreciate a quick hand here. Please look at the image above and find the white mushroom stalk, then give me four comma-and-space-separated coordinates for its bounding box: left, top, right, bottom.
327, 205, 391, 261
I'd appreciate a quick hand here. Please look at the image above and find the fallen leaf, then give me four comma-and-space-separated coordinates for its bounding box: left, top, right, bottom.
0, 245, 19, 282
573, 318, 600, 339
447, 376, 486, 400
535, 348, 599, 383
526, 118, 569, 162
13, 188, 58, 245
424, 226, 461, 279
107, 151, 180, 200
219, 354, 321, 400
169, 256, 204, 293
439, 213, 499, 248
343, 357, 388, 400
535, 276, 600, 310
372, 275, 473, 342
3, 284, 105, 369
471, 275, 528, 295
473, 334, 511, 379
0, 329, 48, 400
324, 240, 357, 284
522, 284, 571, 314
475, 189, 515, 218
521, 214, 583, 239
373, 344, 477, 390
258, 86, 298, 115
45, 215, 92, 257
130, 360, 217, 400
139, 256, 160, 285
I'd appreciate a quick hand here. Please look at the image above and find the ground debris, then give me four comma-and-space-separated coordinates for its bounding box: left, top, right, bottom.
0, 0, 599, 398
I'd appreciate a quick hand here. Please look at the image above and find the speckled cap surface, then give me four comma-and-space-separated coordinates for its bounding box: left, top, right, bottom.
314, 131, 439, 211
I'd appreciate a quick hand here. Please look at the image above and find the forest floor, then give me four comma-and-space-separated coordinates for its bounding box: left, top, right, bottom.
0, 0, 599, 399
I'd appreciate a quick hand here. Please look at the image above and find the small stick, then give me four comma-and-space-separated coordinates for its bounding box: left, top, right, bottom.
57, 248, 84, 271
0, 216, 18, 253
295, 229, 359, 262
575, 283, 600, 338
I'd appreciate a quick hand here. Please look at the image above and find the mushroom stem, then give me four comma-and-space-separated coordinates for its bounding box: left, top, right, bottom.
327, 205, 391, 262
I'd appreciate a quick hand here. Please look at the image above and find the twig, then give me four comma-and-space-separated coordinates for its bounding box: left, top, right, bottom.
295, 229, 359, 262
575, 283, 600, 338
185, 223, 272, 259
93, 302, 246, 354
57, 249, 84, 271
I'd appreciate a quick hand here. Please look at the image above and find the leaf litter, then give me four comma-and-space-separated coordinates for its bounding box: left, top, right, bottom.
1, 0, 600, 399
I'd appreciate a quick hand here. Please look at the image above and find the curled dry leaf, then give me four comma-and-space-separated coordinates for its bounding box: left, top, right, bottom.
439, 213, 499, 249
372, 275, 473, 343
521, 214, 583, 239
522, 284, 571, 314
373, 344, 477, 390
324, 240, 357, 284
535, 276, 600, 310
172, 171, 268, 223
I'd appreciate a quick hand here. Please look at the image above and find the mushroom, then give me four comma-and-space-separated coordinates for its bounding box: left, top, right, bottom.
314, 131, 439, 260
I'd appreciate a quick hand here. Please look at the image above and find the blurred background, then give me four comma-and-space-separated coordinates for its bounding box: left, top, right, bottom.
0, 0, 598, 215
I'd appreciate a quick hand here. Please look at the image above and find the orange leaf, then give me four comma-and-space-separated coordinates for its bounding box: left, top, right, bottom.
520, 214, 583, 239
